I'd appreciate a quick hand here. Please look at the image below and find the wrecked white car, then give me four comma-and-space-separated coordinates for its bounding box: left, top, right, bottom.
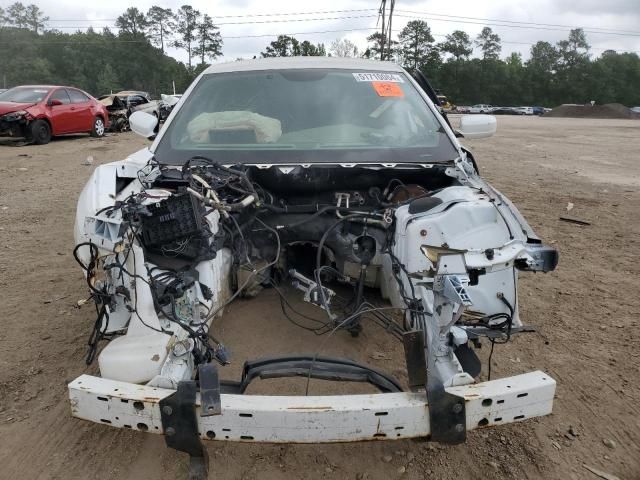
70, 58, 558, 477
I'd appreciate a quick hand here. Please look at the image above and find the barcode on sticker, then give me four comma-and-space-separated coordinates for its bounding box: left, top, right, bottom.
353, 72, 404, 83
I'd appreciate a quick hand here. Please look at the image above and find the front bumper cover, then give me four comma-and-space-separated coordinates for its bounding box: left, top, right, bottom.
69, 370, 555, 442
0, 116, 28, 138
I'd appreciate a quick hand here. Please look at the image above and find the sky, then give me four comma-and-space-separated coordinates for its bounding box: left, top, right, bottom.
27, 0, 640, 63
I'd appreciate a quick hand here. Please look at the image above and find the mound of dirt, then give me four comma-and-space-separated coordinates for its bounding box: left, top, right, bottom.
545, 103, 640, 119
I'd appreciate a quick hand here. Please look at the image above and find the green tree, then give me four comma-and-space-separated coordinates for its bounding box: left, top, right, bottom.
298, 40, 326, 56
0, 7, 6, 27
262, 35, 299, 57
115, 7, 148, 36
0, 8, 198, 96
364, 32, 397, 60
557, 28, 590, 68
475, 27, 501, 60
174, 5, 200, 68
96, 63, 121, 94
504, 52, 526, 103
330, 38, 358, 57
24, 4, 47, 34
528, 41, 560, 74
589, 51, 640, 105
555, 29, 591, 103
7, 2, 28, 28
437, 31, 472, 100
439, 30, 472, 60
147, 6, 174, 54
194, 14, 222, 65
398, 20, 438, 70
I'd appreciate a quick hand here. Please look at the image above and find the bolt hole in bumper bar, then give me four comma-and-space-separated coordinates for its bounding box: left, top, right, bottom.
68, 370, 555, 442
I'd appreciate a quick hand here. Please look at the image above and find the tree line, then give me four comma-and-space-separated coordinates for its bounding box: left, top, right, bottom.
361, 22, 640, 107
1, 3, 639, 106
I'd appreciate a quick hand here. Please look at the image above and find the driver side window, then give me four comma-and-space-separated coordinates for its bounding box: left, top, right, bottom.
50, 89, 71, 105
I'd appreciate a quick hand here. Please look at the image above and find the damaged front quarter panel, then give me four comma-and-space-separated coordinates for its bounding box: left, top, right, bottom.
0, 110, 32, 138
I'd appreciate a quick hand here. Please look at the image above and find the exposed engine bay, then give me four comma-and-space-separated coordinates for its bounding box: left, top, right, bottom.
69, 157, 558, 459
68, 60, 560, 476
72, 155, 558, 449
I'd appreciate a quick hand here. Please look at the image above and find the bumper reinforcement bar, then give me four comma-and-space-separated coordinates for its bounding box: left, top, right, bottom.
69, 370, 555, 443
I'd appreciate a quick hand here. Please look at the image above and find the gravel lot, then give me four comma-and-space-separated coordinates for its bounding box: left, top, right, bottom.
0, 116, 638, 479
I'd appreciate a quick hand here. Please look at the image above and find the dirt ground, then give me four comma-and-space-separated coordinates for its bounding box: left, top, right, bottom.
0, 116, 639, 480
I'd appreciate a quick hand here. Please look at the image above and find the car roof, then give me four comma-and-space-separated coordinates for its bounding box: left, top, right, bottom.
13, 85, 63, 89
202, 57, 406, 75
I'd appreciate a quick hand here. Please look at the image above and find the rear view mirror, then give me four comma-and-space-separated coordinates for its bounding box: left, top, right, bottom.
458, 115, 497, 139
129, 111, 158, 139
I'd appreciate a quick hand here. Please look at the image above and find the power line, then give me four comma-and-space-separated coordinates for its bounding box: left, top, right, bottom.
395, 9, 640, 35
208, 15, 380, 26
46, 8, 378, 22
44, 12, 640, 39
214, 8, 377, 19
0, 27, 380, 45
45, 15, 380, 29
12, 9, 638, 53
393, 13, 640, 38
45, 7, 640, 37
224, 27, 378, 39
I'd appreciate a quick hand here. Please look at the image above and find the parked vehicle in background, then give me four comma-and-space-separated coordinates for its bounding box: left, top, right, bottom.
159, 93, 182, 121
492, 107, 523, 115
455, 105, 470, 113
532, 106, 545, 115
514, 106, 534, 115
0, 85, 109, 144
98, 95, 129, 132
468, 104, 494, 113
436, 94, 454, 112
99, 91, 161, 118
631, 107, 640, 114
0, 89, 7, 94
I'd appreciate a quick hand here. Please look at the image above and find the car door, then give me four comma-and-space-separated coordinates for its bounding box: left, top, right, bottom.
46, 88, 75, 135
66, 88, 94, 132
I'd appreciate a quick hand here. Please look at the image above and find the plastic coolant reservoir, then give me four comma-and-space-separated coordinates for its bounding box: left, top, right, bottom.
98, 332, 169, 383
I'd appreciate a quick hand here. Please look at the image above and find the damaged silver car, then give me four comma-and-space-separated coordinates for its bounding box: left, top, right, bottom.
70, 58, 558, 478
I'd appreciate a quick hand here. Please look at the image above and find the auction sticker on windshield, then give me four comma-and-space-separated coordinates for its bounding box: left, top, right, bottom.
371, 81, 404, 97
352, 72, 404, 83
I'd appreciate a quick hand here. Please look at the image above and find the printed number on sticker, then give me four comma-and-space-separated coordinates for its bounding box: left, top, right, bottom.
353, 72, 404, 83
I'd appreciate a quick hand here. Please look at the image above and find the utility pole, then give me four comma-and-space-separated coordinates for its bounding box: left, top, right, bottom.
378, 0, 386, 61
377, 0, 396, 61
387, 0, 395, 60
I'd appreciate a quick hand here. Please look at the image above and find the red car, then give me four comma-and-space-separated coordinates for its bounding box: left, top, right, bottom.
0, 85, 110, 144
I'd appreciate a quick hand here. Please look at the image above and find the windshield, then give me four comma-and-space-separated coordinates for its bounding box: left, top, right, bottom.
0, 87, 51, 103
154, 69, 458, 165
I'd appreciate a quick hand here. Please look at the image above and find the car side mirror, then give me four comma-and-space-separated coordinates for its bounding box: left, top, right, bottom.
458, 115, 497, 139
48, 99, 63, 107
129, 111, 158, 139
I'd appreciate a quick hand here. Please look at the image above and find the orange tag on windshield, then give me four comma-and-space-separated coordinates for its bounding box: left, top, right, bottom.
372, 81, 404, 97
